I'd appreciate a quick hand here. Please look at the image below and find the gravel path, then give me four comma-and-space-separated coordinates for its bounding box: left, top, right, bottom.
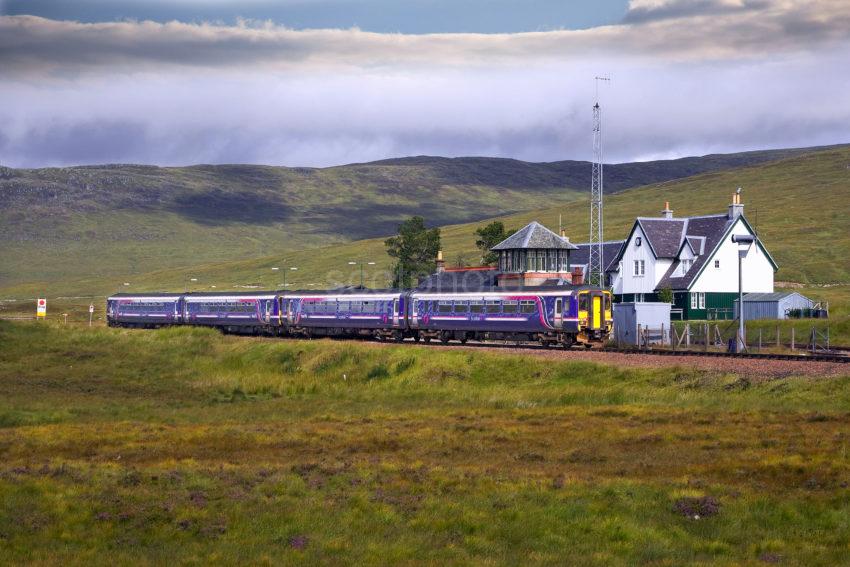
442, 344, 848, 378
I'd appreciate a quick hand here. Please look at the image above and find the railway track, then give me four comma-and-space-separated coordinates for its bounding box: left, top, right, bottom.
600, 346, 849, 363
383, 337, 850, 364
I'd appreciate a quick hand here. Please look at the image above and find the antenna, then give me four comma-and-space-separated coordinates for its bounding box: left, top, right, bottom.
588, 75, 610, 287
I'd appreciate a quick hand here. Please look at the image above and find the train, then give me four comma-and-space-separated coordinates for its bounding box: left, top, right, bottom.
107, 285, 613, 348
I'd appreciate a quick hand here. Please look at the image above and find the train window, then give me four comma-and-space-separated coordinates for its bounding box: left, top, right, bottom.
503, 302, 518, 314
520, 300, 536, 313
485, 302, 500, 313
470, 302, 483, 313
454, 303, 468, 313
438, 302, 452, 313
579, 294, 589, 312
604, 294, 612, 311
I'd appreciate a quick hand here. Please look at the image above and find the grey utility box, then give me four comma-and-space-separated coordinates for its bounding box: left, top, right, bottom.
613, 302, 672, 346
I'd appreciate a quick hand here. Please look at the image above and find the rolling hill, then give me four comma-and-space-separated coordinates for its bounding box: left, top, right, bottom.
0, 145, 828, 290
4, 144, 848, 304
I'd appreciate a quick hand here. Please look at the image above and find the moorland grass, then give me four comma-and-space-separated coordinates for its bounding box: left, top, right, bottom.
1, 321, 849, 565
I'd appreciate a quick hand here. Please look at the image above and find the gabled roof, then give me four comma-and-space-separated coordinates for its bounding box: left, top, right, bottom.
636, 218, 687, 258
570, 241, 625, 273
655, 214, 778, 291
491, 221, 578, 251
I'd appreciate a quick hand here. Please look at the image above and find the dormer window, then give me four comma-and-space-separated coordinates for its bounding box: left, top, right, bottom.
681, 259, 692, 274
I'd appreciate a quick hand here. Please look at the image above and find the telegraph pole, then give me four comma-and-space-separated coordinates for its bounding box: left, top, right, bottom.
588, 76, 610, 287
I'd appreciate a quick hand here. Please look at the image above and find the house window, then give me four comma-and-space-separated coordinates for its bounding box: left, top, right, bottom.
691, 293, 706, 309
714, 260, 720, 268
633, 259, 645, 276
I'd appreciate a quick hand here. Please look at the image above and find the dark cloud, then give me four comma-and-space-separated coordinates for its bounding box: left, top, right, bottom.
0, 3, 849, 168
623, 0, 768, 24
0, 120, 148, 165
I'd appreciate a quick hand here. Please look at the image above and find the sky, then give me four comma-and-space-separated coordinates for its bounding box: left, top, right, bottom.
1, 0, 849, 168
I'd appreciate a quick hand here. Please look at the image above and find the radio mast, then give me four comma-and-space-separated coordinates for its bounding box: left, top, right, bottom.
588, 76, 609, 287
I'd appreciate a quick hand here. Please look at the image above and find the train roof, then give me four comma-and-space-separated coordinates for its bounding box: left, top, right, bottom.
284, 287, 399, 296
108, 292, 183, 299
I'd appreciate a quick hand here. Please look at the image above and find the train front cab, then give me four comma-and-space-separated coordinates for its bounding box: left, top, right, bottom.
576, 289, 613, 345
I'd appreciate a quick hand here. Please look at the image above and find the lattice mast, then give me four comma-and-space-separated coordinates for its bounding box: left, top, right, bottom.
588, 76, 609, 287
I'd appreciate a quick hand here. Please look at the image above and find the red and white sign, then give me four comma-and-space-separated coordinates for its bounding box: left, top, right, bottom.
37, 298, 47, 318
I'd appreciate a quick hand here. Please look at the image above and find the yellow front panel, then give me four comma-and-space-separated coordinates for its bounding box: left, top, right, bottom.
592, 296, 601, 329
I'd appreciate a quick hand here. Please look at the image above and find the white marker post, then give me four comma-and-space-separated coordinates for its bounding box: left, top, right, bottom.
89, 304, 95, 327
36, 298, 47, 320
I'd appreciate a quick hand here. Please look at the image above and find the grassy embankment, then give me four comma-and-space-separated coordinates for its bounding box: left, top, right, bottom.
1, 145, 843, 299
1, 321, 849, 565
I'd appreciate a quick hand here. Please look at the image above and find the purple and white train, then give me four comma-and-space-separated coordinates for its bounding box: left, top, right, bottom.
107, 286, 613, 347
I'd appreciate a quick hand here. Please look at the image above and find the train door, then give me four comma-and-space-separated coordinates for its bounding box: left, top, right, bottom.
287, 299, 295, 324
592, 295, 602, 329
410, 299, 419, 327
554, 298, 563, 327
263, 300, 271, 324
392, 298, 400, 327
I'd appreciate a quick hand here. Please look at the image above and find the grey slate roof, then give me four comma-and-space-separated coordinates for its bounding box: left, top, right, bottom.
637, 219, 686, 258
570, 241, 625, 273
686, 236, 706, 255
740, 292, 806, 302
491, 221, 578, 251
655, 214, 734, 291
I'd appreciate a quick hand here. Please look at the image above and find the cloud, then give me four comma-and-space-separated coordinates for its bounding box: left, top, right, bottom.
2, 1, 850, 78
0, 2, 849, 168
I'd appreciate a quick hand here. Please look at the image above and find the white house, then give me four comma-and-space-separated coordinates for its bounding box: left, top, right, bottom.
606, 195, 777, 320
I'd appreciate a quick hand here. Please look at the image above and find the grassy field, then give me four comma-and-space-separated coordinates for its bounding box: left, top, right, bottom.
1, 321, 849, 565
0, 146, 832, 292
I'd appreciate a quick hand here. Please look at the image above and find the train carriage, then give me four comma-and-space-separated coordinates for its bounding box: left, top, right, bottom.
107, 293, 184, 328
182, 292, 279, 334
409, 286, 611, 347
105, 284, 612, 346
282, 290, 406, 340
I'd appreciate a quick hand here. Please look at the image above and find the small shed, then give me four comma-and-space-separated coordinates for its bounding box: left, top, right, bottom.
733, 291, 816, 320
613, 302, 671, 346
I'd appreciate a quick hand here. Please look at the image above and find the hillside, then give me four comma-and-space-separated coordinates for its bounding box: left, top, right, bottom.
3, 144, 847, 306
0, 145, 826, 289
